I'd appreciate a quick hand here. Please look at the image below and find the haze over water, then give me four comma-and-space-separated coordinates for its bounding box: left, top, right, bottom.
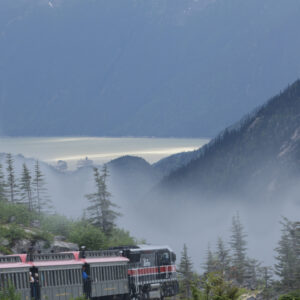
0, 137, 209, 169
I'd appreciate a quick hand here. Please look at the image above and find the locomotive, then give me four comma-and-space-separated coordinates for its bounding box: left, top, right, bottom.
0, 245, 179, 300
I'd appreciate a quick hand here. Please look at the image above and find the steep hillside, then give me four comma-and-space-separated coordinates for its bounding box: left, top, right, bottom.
159, 80, 300, 199
1, 0, 300, 137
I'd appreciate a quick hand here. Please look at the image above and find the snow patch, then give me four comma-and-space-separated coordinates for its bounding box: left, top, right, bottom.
48, 1, 53, 8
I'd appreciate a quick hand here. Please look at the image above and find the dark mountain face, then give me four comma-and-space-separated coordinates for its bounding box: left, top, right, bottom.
157, 80, 300, 200
1, 0, 300, 137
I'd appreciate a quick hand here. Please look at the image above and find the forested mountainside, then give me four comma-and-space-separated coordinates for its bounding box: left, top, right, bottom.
1, 0, 300, 137
158, 80, 300, 200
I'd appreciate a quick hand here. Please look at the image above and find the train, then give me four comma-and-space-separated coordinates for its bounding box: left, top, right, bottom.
0, 245, 179, 300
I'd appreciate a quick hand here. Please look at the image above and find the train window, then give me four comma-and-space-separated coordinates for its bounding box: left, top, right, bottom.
60, 270, 64, 285
48, 271, 52, 286
8, 274, 12, 287
19, 273, 23, 289
100, 267, 104, 281
76, 268, 79, 284
60, 270, 63, 286
42, 271, 46, 287
64, 270, 67, 285
115, 266, 118, 280
24, 272, 29, 289
63, 270, 67, 285
158, 251, 170, 266
107, 266, 110, 281
109, 266, 112, 281
111, 266, 114, 280
59, 270, 63, 286
70, 269, 74, 285
23, 272, 26, 288
60, 270, 66, 285
115, 266, 118, 279
107, 266, 111, 281
98, 267, 101, 281
97, 267, 101, 282
67, 269, 70, 285
103, 267, 106, 281
95, 267, 100, 282
54, 270, 58, 286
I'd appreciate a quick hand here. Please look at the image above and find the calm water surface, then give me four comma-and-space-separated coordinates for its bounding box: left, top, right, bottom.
0, 137, 209, 169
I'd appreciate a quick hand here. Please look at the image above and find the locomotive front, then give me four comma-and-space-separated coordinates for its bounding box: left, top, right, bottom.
121, 245, 179, 300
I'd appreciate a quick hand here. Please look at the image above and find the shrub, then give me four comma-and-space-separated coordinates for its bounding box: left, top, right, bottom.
40, 214, 72, 237
69, 221, 107, 250
278, 291, 300, 300
0, 282, 21, 300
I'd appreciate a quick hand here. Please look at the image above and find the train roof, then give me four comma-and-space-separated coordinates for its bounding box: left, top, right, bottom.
0, 262, 30, 269
129, 245, 173, 252
84, 256, 129, 264
31, 260, 83, 267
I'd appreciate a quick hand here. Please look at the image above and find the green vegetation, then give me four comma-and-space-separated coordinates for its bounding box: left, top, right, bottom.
191, 273, 240, 300
0, 282, 21, 300
0, 200, 135, 253
0, 155, 135, 253
278, 291, 300, 300
178, 214, 300, 300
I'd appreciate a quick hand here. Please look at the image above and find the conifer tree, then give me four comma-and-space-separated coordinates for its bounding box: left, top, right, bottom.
260, 266, 273, 300
244, 258, 261, 289
32, 160, 51, 215
0, 163, 7, 202
20, 163, 34, 211
204, 244, 217, 274
230, 213, 247, 285
6, 153, 18, 203
275, 218, 300, 290
178, 244, 193, 299
86, 165, 120, 236
216, 237, 231, 278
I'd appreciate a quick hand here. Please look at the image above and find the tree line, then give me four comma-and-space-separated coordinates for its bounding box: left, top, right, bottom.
0, 154, 133, 254
0, 154, 51, 216
178, 214, 300, 300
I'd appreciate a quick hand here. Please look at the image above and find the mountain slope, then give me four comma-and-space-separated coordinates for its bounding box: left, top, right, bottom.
158, 79, 300, 199
1, 0, 300, 137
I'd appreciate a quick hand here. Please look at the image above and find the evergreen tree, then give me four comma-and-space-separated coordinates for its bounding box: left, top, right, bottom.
216, 237, 231, 279
32, 160, 51, 215
178, 244, 193, 299
204, 244, 218, 274
86, 165, 120, 236
19, 163, 34, 211
230, 213, 247, 285
244, 258, 261, 289
6, 153, 17, 203
259, 266, 273, 300
0, 163, 7, 202
275, 218, 300, 290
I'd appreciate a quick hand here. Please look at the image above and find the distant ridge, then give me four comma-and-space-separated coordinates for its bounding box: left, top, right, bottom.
156, 79, 300, 200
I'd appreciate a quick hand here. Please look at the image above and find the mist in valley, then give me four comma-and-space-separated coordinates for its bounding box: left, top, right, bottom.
5, 150, 299, 273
